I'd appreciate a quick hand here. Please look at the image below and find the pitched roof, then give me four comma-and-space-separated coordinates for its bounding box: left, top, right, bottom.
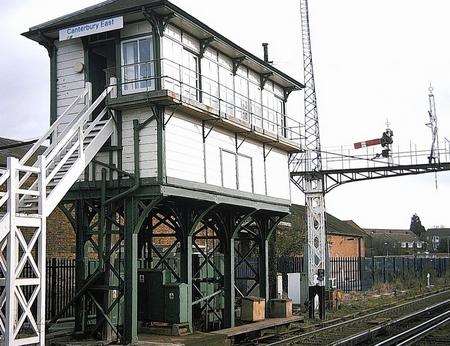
427, 228, 450, 238
285, 204, 369, 238
28, 0, 161, 32
22, 0, 304, 90
363, 228, 419, 243
0, 137, 46, 168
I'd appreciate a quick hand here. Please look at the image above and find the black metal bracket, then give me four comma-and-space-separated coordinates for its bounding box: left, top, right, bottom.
260, 72, 273, 89
284, 86, 298, 102
202, 118, 221, 141
199, 37, 215, 57
263, 144, 273, 160
137, 104, 163, 130
164, 104, 181, 126
232, 57, 246, 75
142, 7, 175, 37
235, 132, 252, 151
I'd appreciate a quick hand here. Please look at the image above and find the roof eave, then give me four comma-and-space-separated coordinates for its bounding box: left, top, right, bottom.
22, 0, 304, 90
164, 2, 304, 89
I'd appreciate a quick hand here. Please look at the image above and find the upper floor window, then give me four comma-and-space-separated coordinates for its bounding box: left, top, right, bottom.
121, 36, 154, 94
181, 49, 199, 101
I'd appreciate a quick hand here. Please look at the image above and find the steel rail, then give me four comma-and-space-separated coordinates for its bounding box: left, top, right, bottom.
373, 310, 450, 346
396, 316, 450, 346
264, 289, 450, 346
333, 299, 450, 345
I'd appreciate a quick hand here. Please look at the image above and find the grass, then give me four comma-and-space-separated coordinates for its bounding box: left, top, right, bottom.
325, 271, 450, 321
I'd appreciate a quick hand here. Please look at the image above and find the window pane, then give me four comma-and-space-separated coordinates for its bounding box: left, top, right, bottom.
139, 38, 152, 62
138, 38, 153, 89
122, 41, 138, 91
182, 50, 198, 100
121, 37, 155, 93
235, 75, 249, 122
219, 66, 234, 115
123, 41, 137, 65
221, 151, 237, 189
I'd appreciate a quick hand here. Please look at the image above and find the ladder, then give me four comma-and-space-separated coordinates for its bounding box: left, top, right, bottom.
0, 82, 115, 345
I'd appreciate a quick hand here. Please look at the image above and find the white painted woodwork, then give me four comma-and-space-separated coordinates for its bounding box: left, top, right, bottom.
55, 39, 87, 136
265, 147, 291, 200
121, 108, 158, 178
164, 110, 291, 200
220, 150, 237, 189
121, 21, 152, 38
165, 112, 204, 183
237, 140, 265, 195
237, 153, 253, 193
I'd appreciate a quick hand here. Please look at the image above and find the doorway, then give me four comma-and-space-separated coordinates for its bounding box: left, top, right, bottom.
88, 40, 116, 100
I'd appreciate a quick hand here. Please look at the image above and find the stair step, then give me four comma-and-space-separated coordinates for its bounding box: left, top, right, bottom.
18, 207, 39, 212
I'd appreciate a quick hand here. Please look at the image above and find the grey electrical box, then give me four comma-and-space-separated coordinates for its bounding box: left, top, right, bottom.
164, 283, 188, 324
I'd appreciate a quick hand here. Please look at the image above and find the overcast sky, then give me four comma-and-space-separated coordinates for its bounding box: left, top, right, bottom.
0, 0, 449, 229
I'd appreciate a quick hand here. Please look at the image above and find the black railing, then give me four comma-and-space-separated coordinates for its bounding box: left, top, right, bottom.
106, 58, 304, 146
277, 256, 450, 292
13, 255, 450, 323
19, 258, 76, 321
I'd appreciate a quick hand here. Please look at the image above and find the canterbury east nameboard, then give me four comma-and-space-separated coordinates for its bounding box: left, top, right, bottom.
59, 16, 124, 41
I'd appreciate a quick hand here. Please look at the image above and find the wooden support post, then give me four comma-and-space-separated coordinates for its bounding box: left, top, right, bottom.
124, 197, 138, 344
180, 234, 193, 332
223, 237, 235, 328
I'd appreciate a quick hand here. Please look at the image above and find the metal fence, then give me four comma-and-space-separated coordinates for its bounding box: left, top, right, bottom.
21, 258, 76, 321
277, 256, 450, 292
16, 256, 450, 322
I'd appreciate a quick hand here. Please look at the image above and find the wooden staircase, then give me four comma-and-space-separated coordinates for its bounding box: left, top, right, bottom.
0, 82, 115, 345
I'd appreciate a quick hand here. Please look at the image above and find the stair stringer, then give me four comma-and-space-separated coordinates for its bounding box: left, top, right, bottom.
45, 118, 114, 215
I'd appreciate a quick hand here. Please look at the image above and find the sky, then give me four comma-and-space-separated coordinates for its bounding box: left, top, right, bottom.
0, 0, 449, 229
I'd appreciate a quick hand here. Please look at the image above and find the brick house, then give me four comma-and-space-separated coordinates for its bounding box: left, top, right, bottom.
426, 227, 450, 253
363, 228, 425, 256
277, 204, 368, 258
0, 137, 75, 258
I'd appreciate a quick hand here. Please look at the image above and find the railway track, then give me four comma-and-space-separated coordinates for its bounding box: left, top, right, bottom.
255, 289, 450, 345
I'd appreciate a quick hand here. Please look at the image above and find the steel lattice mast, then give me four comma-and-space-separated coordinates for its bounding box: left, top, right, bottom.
299, 0, 327, 318
427, 86, 440, 164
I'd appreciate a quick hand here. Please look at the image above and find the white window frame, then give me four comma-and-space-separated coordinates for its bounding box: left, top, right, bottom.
237, 153, 254, 193
121, 35, 154, 95
219, 149, 254, 193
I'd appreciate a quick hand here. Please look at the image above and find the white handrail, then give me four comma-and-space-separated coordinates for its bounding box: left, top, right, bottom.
20, 85, 90, 166
17, 84, 92, 189
45, 107, 108, 185
16, 84, 109, 207
45, 86, 112, 165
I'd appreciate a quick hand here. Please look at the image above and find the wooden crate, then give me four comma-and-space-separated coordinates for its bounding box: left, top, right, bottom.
268, 299, 293, 318
241, 296, 265, 322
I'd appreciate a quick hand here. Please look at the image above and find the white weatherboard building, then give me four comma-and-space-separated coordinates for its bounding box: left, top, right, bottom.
46, 10, 302, 200
0, 0, 304, 344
